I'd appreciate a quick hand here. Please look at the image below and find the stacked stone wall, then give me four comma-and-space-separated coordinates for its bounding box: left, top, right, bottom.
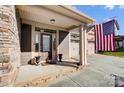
0, 5, 20, 86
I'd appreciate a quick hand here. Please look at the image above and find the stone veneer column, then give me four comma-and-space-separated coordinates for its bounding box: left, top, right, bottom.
0, 5, 20, 86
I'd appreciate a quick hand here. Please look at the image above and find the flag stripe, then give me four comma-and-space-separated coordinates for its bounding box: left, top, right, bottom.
105, 35, 107, 51
106, 35, 108, 51
110, 34, 112, 51
111, 34, 114, 51
113, 33, 115, 51
97, 25, 101, 50
101, 24, 104, 51
99, 24, 102, 50
94, 26, 96, 53
108, 35, 110, 51
95, 25, 98, 52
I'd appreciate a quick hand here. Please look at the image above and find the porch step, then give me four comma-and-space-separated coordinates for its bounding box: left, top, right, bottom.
14, 65, 83, 87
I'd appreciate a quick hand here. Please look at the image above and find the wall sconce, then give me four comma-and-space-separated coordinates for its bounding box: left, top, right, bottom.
50, 19, 55, 24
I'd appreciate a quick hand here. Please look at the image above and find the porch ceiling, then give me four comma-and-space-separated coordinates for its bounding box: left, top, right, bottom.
16, 5, 95, 29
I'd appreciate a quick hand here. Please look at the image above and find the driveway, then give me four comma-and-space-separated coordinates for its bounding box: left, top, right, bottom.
48, 54, 124, 87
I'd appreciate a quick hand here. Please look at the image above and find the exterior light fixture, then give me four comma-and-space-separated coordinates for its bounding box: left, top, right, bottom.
50, 19, 55, 24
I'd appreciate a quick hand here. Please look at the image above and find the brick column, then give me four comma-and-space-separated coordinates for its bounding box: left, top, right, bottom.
0, 5, 20, 86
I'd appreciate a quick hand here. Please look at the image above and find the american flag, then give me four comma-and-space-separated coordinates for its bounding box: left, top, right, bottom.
94, 20, 115, 52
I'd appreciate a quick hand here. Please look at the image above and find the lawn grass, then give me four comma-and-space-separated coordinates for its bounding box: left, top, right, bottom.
102, 52, 124, 57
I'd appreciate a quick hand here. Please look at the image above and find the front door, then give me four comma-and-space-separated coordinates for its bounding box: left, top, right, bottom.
41, 34, 52, 60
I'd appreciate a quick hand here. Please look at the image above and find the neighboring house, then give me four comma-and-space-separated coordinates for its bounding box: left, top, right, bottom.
0, 5, 95, 86
86, 29, 95, 55
67, 27, 95, 60
69, 28, 80, 59
115, 35, 124, 51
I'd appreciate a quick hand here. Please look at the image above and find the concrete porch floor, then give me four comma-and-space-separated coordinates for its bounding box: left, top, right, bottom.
14, 61, 81, 87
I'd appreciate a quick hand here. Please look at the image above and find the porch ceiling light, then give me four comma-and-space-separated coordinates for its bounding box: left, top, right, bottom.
50, 19, 55, 24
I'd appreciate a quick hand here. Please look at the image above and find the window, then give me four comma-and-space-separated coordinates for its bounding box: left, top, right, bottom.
115, 40, 123, 51
35, 33, 39, 43
35, 32, 40, 52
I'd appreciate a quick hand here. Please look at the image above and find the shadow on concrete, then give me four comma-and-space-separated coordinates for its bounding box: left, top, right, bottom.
51, 61, 79, 68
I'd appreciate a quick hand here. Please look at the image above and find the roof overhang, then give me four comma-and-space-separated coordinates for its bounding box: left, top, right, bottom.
42, 5, 95, 24
16, 5, 95, 29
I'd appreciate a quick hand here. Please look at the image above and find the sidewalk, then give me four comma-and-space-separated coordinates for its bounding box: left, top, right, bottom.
14, 62, 82, 87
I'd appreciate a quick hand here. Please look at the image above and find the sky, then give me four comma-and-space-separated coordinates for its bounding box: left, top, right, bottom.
74, 5, 124, 35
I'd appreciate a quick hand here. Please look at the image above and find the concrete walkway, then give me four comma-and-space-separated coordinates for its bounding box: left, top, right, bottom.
14, 62, 80, 87
48, 54, 124, 87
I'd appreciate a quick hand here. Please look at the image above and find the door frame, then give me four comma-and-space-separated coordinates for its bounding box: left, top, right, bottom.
41, 33, 52, 60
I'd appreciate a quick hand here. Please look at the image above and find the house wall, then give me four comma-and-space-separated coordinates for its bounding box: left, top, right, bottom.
86, 30, 95, 55
58, 30, 70, 60
0, 5, 20, 86
69, 28, 79, 59
69, 27, 95, 60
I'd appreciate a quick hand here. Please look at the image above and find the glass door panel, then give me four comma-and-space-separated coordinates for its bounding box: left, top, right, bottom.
42, 35, 50, 52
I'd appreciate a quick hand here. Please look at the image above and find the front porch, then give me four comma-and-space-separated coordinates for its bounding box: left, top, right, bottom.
14, 5, 95, 86
16, 5, 95, 66
14, 59, 83, 87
